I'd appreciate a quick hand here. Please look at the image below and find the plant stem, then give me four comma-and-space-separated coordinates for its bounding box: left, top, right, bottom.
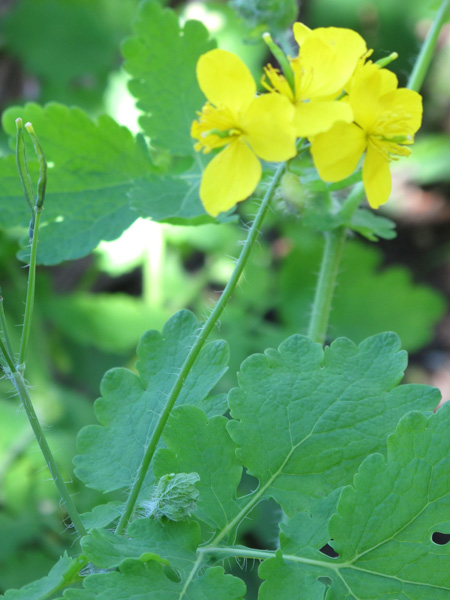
0, 335, 15, 372
307, 226, 347, 345
18, 209, 42, 366
115, 163, 286, 535
11, 371, 87, 538
0, 289, 15, 362
407, 0, 450, 92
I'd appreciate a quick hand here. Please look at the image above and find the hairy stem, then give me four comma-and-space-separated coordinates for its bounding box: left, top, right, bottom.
307, 226, 347, 345
0, 290, 15, 362
407, 0, 450, 92
12, 371, 87, 537
115, 163, 286, 534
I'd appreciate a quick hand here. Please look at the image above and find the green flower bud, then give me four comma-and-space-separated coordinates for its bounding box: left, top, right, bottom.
280, 172, 306, 212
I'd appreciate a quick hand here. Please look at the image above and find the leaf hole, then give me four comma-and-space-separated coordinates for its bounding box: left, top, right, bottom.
319, 542, 339, 558
432, 531, 450, 545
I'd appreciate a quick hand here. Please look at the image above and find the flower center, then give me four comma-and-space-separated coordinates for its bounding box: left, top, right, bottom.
368, 109, 415, 161
191, 103, 242, 154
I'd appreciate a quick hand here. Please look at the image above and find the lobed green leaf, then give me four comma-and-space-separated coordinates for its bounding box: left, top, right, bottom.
260, 403, 450, 599
228, 332, 440, 515
1, 103, 153, 265
74, 310, 229, 495
122, 0, 215, 157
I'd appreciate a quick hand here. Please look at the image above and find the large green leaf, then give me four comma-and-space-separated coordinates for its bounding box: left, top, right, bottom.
67, 522, 245, 599
62, 560, 245, 600
74, 310, 229, 494
259, 404, 450, 599
227, 332, 440, 515
122, 0, 215, 156
1, 103, 153, 265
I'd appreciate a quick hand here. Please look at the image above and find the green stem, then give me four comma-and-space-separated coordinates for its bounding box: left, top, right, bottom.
0, 289, 15, 362
0, 334, 15, 372
198, 545, 344, 569
11, 371, 87, 538
307, 226, 347, 345
18, 209, 42, 367
407, 0, 450, 92
115, 163, 287, 535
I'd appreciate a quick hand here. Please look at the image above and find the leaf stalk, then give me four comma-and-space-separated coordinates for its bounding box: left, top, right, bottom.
115, 162, 287, 534
407, 0, 450, 92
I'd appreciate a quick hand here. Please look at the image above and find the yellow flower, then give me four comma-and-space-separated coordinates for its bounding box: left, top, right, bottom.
263, 23, 367, 137
310, 62, 423, 208
191, 49, 297, 217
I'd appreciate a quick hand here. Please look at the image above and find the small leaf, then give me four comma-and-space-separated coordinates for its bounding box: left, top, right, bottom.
141, 472, 200, 522
348, 209, 397, 241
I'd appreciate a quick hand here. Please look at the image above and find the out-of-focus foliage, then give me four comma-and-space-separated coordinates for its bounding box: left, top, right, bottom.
0, 0, 448, 595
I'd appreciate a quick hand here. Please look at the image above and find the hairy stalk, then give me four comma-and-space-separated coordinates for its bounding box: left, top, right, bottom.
407, 0, 450, 92
115, 163, 287, 534
0, 289, 14, 362
0, 334, 15, 372
198, 545, 347, 570
307, 226, 347, 345
306, 182, 365, 345
11, 371, 87, 537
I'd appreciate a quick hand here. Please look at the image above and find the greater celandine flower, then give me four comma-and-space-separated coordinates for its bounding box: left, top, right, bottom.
263, 23, 367, 137
191, 48, 297, 217
310, 62, 423, 208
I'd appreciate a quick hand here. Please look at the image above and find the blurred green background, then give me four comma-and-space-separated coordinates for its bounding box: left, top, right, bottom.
0, 0, 449, 595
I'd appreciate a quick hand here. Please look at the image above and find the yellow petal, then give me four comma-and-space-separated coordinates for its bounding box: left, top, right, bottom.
379, 88, 423, 135
293, 22, 312, 46
310, 122, 367, 181
296, 28, 367, 99
196, 49, 256, 114
200, 139, 262, 216
363, 144, 392, 208
242, 93, 297, 162
293, 100, 353, 137
350, 63, 398, 130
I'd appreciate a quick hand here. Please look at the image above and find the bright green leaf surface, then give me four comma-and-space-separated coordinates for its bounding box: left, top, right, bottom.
122, 1, 215, 156
129, 156, 220, 224
74, 310, 229, 494
228, 333, 440, 515
1, 103, 152, 265
154, 406, 242, 530
260, 404, 450, 599
280, 233, 446, 352
80, 502, 124, 531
